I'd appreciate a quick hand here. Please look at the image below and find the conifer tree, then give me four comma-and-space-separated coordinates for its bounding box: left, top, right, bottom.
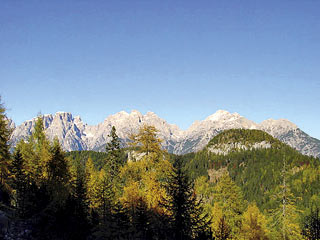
0, 99, 11, 197
106, 126, 120, 152
85, 157, 99, 211
85, 156, 96, 177
214, 215, 231, 240
130, 197, 153, 240
20, 116, 51, 184
85, 156, 98, 209
74, 162, 89, 217
93, 200, 131, 240
240, 203, 270, 239
93, 169, 114, 222
26, 139, 72, 239
271, 155, 302, 240
11, 141, 48, 219
110, 201, 131, 239
302, 207, 320, 240
162, 156, 211, 240
10, 116, 54, 225
68, 160, 90, 238
48, 139, 70, 182
10, 149, 28, 217
129, 125, 163, 160
13, 139, 50, 219
105, 126, 122, 179
47, 138, 71, 204
212, 173, 246, 237
194, 176, 215, 217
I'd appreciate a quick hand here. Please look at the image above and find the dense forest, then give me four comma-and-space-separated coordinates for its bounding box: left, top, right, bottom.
1, 100, 320, 239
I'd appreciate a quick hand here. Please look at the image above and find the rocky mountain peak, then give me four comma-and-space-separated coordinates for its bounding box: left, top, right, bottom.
104, 111, 130, 122
52, 112, 74, 123
8, 110, 320, 159
130, 110, 143, 117
259, 119, 298, 137
146, 111, 157, 117
260, 118, 297, 129
205, 110, 240, 122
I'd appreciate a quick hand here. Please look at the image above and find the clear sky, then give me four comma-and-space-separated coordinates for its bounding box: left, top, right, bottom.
1, 1, 319, 138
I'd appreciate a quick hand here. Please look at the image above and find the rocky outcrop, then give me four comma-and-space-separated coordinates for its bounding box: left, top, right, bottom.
208, 141, 272, 156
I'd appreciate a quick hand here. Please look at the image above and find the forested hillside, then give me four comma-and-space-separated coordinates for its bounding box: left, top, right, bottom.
185, 129, 320, 211
1, 101, 320, 239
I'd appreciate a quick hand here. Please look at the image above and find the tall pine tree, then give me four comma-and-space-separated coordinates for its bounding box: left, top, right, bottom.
47, 138, 71, 204
105, 126, 122, 180
212, 173, 246, 238
0, 98, 12, 202
129, 125, 163, 161
162, 156, 211, 240
10, 149, 28, 218
271, 155, 302, 240
20, 116, 51, 184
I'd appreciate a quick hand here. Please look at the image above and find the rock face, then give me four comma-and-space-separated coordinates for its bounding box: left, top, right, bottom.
10, 113, 87, 151
9, 111, 182, 153
9, 110, 320, 158
208, 141, 272, 156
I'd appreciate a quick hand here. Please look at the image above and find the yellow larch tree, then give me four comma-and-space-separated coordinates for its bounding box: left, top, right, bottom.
212, 173, 246, 239
240, 203, 270, 240
85, 156, 99, 209
129, 124, 164, 161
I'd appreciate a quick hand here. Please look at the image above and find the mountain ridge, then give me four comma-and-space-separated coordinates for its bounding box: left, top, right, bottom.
9, 110, 320, 158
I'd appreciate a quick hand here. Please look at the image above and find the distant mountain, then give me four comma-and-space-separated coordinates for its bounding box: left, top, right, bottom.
9, 110, 320, 158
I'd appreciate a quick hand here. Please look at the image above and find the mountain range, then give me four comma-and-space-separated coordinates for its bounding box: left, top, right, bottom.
9, 110, 320, 158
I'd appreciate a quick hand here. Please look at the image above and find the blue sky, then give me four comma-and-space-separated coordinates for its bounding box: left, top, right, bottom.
1, 0, 320, 138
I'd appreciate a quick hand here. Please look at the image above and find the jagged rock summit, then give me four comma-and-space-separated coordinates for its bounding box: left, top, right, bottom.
9, 110, 320, 158
10, 110, 182, 153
